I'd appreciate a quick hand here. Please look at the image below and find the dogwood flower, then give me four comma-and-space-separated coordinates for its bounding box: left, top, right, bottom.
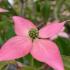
0, 16, 65, 70
0, 8, 8, 12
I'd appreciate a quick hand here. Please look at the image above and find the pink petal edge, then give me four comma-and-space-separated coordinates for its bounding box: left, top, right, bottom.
0, 8, 8, 12
39, 21, 65, 38
58, 32, 69, 38
0, 36, 32, 61
31, 39, 64, 70
50, 27, 65, 40
13, 16, 37, 37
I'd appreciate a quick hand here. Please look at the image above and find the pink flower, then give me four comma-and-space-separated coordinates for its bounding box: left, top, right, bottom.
0, 8, 8, 12
0, 0, 2, 2
0, 16, 65, 70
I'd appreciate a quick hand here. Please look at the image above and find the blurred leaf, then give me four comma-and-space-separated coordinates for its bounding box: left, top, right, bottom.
0, 62, 8, 70
55, 37, 70, 56
0, 61, 19, 70
54, 0, 66, 20
24, 55, 42, 68
65, 0, 70, 8
35, 0, 41, 12
0, 0, 17, 16
23, 66, 34, 70
4, 23, 15, 40
0, 37, 3, 45
0, 15, 15, 41
41, 0, 51, 22
62, 55, 70, 70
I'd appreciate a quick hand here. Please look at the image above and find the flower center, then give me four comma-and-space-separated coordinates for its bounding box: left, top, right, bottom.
29, 29, 39, 39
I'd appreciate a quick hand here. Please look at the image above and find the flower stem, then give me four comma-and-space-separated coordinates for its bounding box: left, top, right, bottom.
31, 57, 38, 70
31, 57, 34, 67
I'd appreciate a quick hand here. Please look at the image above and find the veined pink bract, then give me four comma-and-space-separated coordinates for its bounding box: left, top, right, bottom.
0, 16, 65, 70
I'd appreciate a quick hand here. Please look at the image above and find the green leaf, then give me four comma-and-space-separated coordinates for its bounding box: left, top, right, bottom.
4, 23, 15, 40
21, 54, 42, 68
62, 55, 70, 70
41, 0, 51, 22
0, 37, 3, 45
0, 62, 8, 70
54, 0, 65, 20
55, 37, 70, 56
35, 1, 41, 12
23, 66, 34, 70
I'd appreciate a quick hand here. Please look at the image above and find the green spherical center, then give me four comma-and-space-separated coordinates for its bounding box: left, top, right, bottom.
29, 29, 39, 39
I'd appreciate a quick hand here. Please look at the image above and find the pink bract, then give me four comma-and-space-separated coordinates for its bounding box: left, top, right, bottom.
0, 16, 65, 70
0, 8, 8, 12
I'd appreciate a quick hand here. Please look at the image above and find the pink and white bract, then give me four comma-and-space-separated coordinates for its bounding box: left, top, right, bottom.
0, 16, 65, 70
0, 8, 8, 12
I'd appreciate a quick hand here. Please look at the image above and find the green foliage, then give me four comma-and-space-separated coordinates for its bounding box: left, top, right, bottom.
0, 37, 3, 45
41, 0, 51, 22
63, 55, 70, 70
0, 62, 7, 70
55, 37, 70, 56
